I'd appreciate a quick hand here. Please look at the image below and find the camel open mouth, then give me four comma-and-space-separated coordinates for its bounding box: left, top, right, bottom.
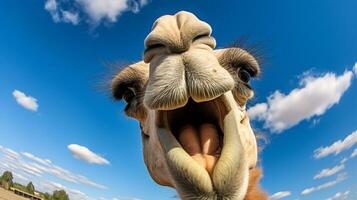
156, 92, 247, 195
161, 97, 227, 175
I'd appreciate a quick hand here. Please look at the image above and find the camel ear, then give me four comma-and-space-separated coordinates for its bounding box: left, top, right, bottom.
111, 62, 149, 101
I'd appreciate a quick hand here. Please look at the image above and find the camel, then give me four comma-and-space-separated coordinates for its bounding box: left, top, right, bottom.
111, 11, 268, 200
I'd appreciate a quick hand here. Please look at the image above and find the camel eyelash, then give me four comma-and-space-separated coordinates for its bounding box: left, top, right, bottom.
220, 47, 260, 77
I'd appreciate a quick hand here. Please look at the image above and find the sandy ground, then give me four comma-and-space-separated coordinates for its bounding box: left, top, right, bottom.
0, 188, 28, 200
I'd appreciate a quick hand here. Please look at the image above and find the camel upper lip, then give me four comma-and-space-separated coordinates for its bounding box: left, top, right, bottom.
155, 92, 247, 195
161, 97, 227, 139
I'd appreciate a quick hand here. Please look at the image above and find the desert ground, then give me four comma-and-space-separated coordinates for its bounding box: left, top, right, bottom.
0, 188, 28, 200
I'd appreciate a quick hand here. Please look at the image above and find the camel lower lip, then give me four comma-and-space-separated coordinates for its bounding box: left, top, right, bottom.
161, 97, 225, 175
156, 92, 247, 195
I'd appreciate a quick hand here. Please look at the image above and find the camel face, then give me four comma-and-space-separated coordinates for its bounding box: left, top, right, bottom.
112, 11, 261, 200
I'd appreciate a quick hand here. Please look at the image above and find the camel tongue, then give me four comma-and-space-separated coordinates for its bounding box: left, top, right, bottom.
178, 124, 220, 175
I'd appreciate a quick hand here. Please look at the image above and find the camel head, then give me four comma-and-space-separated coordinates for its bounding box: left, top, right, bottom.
112, 11, 265, 200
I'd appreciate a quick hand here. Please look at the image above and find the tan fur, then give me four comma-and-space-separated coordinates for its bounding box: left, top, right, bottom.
245, 168, 268, 200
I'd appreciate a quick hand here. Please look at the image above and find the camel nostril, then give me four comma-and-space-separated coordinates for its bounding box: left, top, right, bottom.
192, 33, 210, 42
168, 44, 189, 54
145, 43, 166, 53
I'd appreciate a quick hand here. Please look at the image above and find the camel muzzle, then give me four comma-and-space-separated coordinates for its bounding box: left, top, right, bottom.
143, 11, 235, 111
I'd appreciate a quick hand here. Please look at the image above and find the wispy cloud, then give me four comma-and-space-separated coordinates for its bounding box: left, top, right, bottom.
61, 10, 80, 25
37, 180, 93, 200
45, 0, 79, 25
301, 173, 346, 195
45, 0, 60, 22
313, 164, 345, 179
22, 152, 52, 166
0, 145, 21, 159
326, 190, 350, 200
13, 172, 29, 182
44, 0, 148, 26
269, 191, 291, 200
12, 90, 39, 111
0, 145, 107, 192
350, 148, 357, 158
246, 103, 267, 121
314, 130, 357, 159
337, 148, 357, 164
248, 68, 354, 133
68, 144, 110, 165
112, 197, 142, 200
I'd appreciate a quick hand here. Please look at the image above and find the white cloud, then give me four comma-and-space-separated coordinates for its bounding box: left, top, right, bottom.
269, 191, 291, 200
314, 164, 344, 179
13, 172, 29, 182
338, 148, 357, 163
112, 197, 142, 200
340, 157, 348, 164
45, 0, 80, 25
350, 148, 357, 158
75, 0, 128, 23
22, 152, 52, 166
38, 180, 93, 200
68, 144, 110, 165
0, 145, 21, 159
353, 62, 357, 75
326, 191, 350, 200
45, 0, 60, 22
61, 10, 80, 25
314, 130, 357, 159
44, 0, 148, 26
12, 90, 39, 111
247, 103, 267, 121
1, 165, 93, 200
248, 69, 353, 133
0, 156, 42, 177
0, 145, 107, 190
301, 173, 346, 195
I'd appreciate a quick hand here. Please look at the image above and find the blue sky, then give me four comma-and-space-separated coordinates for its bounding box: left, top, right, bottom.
1, 0, 357, 200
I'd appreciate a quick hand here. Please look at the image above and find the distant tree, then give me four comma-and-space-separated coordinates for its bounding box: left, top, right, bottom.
52, 190, 69, 200
26, 181, 35, 194
1, 171, 13, 183
42, 192, 52, 200
1, 171, 13, 189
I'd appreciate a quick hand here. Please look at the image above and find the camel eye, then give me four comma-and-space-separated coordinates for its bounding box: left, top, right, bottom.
123, 88, 136, 103
238, 69, 251, 83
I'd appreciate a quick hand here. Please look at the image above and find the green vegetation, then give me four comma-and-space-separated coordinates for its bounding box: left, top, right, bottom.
26, 181, 35, 194
0, 171, 70, 199
52, 190, 70, 200
12, 182, 29, 192
39, 190, 69, 200
42, 192, 52, 200
38, 190, 70, 200
0, 171, 13, 190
